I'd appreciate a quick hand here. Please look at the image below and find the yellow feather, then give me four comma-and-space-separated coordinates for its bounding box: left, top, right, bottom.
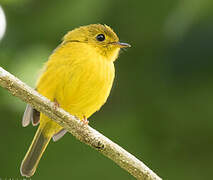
20, 24, 130, 177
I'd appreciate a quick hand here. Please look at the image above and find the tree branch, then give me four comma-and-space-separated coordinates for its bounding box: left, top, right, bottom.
0, 67, 162, 180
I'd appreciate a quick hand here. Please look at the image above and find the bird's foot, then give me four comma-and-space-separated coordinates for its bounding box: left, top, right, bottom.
82, 115, 89, 125
53, 98, 60, 110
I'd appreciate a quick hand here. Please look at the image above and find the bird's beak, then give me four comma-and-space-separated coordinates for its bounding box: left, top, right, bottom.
111, 42, 131, 48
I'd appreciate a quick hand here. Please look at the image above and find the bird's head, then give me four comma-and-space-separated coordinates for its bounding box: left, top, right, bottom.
63, 24, 130, 61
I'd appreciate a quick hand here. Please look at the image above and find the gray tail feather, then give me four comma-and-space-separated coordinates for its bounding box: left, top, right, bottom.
20, 127, 51, 177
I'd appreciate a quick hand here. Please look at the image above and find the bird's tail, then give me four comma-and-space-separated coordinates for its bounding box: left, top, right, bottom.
20, 125, 51, 177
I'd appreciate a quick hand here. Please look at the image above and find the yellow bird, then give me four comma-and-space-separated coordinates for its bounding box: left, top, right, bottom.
20, 24, 130, 177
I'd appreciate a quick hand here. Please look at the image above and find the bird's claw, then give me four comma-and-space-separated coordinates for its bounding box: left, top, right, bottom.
53, 98, 60, 110
82, 115, 89, 125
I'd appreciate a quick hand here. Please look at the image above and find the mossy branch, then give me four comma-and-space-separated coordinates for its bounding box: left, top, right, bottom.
0, 66, 162, 180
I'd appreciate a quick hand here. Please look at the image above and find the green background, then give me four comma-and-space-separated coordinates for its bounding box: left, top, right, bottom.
0, 0, 213, 179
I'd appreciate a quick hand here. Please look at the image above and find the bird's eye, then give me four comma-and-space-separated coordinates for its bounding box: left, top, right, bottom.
96, 34, 105, 41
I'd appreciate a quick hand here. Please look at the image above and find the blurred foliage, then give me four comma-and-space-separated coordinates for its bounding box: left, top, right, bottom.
0, 0, 213, 179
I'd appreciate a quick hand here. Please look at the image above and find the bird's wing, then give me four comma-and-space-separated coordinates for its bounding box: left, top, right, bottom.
52, 129, 67, 141
22, 104, 40, 127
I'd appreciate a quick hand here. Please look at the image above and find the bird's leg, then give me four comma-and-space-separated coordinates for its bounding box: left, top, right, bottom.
82, 115, 89, 125
53, 98, 60, 110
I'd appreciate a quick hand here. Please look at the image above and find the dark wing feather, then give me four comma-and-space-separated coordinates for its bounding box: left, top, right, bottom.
32, 109, 40, 126
22, 104, 40, 127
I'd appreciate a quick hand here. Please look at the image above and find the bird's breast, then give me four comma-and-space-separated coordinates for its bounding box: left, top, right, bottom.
59, 56, 115, 119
